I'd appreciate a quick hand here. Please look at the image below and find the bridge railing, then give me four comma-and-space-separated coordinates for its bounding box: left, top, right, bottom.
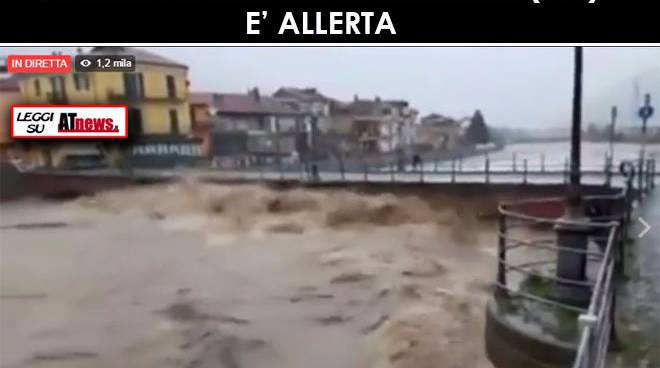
208, 155, 656, 190
493, 193, 627, 368
572, 225, 618, 368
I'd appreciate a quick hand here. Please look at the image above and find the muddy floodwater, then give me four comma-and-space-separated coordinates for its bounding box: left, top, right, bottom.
0, 182, 498, 368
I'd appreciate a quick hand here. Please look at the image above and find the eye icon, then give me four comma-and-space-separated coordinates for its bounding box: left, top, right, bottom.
80, 59, 92, 68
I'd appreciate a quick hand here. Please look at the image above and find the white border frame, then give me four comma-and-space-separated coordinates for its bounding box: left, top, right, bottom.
2, 43, 660, 47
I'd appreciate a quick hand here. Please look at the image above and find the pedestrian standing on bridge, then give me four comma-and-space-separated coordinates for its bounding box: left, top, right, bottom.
412, 153, 422, 171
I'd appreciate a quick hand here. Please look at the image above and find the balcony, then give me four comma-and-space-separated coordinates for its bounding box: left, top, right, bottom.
107, 91, 186, 103
46, 92, 68, 104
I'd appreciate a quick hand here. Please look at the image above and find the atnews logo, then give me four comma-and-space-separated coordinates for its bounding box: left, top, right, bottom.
11, 105, 128, 139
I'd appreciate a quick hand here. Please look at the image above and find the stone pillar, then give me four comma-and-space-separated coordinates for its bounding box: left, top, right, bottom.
553, 192, 592, 307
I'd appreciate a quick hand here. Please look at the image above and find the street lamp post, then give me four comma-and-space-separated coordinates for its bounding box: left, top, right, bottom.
609, 106, 617, 161
639, 93, 653, 159
638, 93, 654, 192
570, 47, 583, 187
553, 47, 591, 307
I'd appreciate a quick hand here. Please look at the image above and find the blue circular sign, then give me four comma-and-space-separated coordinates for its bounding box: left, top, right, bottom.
639, 105, 654, 120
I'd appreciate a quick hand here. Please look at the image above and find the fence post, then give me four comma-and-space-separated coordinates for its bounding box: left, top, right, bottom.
652, 159, 656, 189
485, 156, 490, 184
497, 212, 507, 294
512, 152, 517, 173
609, 286, 620, 346
363, 161, 368, 183
541, 153, 545, 173
625, 167, 635, 241
451, 159, 456, 183
644, 160, 650, 193
311, 163, 320, 182
390, 161, 395, 182
339, 158, 345, 182
419, 158, 424, 183
645, 159, 652, 193
638, 153, 644, 195
279, 158, 284, 181
564, 158, 569, 184
605, 153, 612, 187
458, 157, 463, 172
523, 159, 528, 184
434, 157, 439, 173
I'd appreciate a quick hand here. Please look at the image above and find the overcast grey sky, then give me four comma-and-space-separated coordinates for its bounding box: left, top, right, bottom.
2, 47, 659, 128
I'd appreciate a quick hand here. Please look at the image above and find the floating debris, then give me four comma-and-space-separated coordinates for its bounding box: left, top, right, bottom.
315, 314, 353, 325
33, 351, 98, 361
362, 315, 389, 334
0, 222, 69, 230
157, 301, 249, 325
330, 271, 373, 284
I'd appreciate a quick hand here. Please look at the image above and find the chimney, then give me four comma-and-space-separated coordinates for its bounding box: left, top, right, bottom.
375, 96, 381, 103
353, 94, 359, 102
250, 87, 260, 102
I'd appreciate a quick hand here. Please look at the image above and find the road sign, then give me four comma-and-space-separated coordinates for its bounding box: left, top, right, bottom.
639, 93, 654, 120
639, 105, 654, 120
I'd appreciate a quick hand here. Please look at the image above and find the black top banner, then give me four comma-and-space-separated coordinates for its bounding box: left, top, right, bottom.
11, 0, 660, 43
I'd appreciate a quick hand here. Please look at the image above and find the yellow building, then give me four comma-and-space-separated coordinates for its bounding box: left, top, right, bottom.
0, 75, 22, 159
17, 47, 192, 168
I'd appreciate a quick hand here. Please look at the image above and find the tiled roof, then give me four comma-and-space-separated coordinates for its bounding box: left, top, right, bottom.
89, 47, 187, 69
0, 75, 20, 92
336, 99, 388, 116
421, 113, 460, 126
190, 92, 215, 105
273, 87, 333, 103
192, 92, 301, 115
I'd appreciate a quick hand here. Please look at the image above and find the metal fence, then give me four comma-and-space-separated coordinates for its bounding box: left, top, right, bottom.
206, 157, 656, 193
492, 192, 628, 368
572, 225, 618, 368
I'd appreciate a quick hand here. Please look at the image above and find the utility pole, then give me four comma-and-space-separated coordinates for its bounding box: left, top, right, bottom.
570, 47, 583, 186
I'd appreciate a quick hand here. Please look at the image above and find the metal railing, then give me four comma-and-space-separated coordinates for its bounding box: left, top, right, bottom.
572, 225, 617, 368
206, 155, 656, 192
493, 192, 628, 368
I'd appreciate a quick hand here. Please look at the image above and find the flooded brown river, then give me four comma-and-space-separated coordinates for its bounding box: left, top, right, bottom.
0, 182, 498, 368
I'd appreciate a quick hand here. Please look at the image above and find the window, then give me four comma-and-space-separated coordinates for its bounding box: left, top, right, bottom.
73, 74, 90, 91
50, 76, 66, 103
123, 73, 144, 99
169, 109, 179, 134
34, 80, 41, 96
166, 75, 176, 98
128, 108, 143, 135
